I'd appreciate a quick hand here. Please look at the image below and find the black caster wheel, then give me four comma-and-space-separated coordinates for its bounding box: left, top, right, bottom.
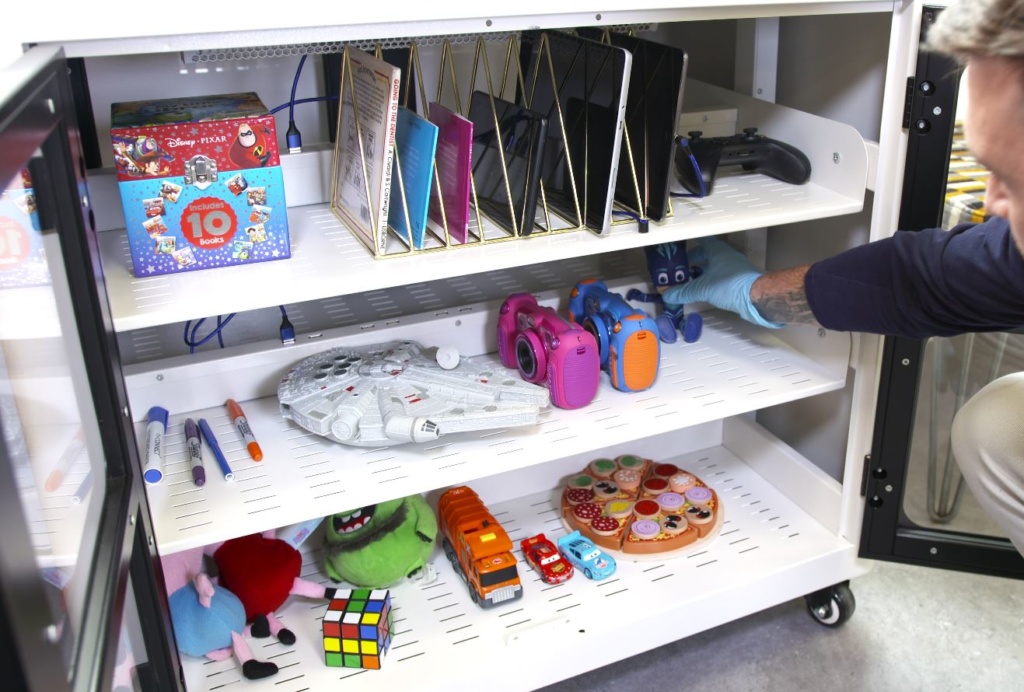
804, 581, 856, 627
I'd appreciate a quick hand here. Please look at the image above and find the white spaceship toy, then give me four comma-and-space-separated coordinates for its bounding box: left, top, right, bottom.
278, 340, 551, 446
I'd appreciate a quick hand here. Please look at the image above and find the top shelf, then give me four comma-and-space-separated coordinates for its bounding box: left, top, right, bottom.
97, 77, 868, 333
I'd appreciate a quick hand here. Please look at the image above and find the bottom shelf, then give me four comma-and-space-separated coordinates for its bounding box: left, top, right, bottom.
181, 443, 868, 692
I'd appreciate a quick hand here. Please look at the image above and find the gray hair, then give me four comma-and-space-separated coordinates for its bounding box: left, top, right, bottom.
927, 0, 1024, 61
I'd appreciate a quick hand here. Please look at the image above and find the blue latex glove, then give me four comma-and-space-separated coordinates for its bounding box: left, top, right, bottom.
661, 236, 783, 329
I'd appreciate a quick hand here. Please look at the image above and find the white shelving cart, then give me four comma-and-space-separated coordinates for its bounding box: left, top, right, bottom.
4, 2, 992, 691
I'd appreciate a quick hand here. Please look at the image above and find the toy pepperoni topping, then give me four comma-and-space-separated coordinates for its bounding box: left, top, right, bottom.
633, 499, 661, 519
573, 502, 602, 523
591, 516, 620, 534
631, 519, 661, 540
654, 463, 679, 478
685, 486, 713, 506
656, 492, 685, 512
642, 477, 669, 494
566, 487, 595, 505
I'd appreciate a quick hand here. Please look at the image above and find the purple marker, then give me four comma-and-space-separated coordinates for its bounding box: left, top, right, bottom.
184, 418, 205, 486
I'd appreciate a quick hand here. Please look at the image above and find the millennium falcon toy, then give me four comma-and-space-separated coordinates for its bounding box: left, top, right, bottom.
277, 340, 551, 446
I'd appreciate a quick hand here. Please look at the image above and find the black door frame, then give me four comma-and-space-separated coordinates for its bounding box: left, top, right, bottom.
858, 6, 1024, 580
0, 46, 180, 691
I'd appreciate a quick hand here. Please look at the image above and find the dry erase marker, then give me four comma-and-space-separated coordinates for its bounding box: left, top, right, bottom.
144, 406, 169, 485
226, 399, 263, 461
198, 418, 233, 481
45, 427, 85, 492
71, 471, 94, 505
184, 418, 205, 486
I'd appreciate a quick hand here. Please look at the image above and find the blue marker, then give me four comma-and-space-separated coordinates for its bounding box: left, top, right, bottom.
71, 471, 94, 505
198, 418, 234, 481
144, 406, 169, 485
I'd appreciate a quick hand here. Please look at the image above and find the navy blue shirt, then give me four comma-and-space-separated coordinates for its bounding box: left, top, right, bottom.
805, 216, 1024, 338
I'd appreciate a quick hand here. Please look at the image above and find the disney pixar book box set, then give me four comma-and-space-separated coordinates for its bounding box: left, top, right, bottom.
110, 92, 291, 277
0, 169, 49, 288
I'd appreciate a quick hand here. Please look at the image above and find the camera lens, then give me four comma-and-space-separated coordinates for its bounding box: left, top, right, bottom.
516, 338, 537, 379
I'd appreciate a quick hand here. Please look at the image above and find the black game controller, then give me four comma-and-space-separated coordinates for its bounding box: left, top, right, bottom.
675, 127, 812, 196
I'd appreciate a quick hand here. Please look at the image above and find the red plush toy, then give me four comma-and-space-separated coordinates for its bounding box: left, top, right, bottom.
213, 531, 334, 645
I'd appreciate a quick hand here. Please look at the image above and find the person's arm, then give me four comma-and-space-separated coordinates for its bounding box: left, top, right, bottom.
750, 265, 818, 327
665, 217, 1024, 338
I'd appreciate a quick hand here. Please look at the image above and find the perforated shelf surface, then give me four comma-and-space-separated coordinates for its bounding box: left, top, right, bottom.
180, 443, 861, 692
142, 310, 845, 555
102, 172, 861, 333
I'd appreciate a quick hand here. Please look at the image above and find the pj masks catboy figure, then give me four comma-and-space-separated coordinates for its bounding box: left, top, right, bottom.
627, 242, 703, 344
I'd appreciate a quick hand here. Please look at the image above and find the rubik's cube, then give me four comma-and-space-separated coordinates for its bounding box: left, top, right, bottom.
322, 588, 393, 669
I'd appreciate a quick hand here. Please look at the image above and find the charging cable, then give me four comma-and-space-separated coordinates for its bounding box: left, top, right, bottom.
671, 137, 708, 199
183, 314, 237, 354
278, 305, 295, 345
612, 208, 649, 233
270, 95, 337, 116
286, 55, 307, 154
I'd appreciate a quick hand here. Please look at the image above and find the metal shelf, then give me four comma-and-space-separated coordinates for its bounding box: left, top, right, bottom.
101, 174, 862, 333
180, 441, 868, 692
141, 309, 847, 555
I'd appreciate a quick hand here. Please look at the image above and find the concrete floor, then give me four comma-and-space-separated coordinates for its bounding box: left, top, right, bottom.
542, 560, 1024, 691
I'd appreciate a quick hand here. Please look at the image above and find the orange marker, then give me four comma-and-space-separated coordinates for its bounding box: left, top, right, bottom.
226, 399, 263, 461
46, 427, 85, 492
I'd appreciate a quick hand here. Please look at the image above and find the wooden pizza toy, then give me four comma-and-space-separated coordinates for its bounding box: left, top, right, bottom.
560, 454, 723, 559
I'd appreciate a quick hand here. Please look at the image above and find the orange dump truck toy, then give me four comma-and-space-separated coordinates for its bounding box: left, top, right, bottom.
437, 486, 523, 608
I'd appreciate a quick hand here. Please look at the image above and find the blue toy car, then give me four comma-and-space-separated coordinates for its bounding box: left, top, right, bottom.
556, 530, 617, 581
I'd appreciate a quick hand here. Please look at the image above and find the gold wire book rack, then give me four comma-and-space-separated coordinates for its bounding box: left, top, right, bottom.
328, 29, 653, 259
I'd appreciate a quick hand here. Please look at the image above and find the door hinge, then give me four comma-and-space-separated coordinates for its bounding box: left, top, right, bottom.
902, 77, 915, 130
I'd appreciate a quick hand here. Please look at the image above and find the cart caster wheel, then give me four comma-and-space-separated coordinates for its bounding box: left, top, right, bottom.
804, 581, 855, 627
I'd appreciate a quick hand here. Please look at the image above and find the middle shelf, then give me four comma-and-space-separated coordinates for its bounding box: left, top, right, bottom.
139, 309, 849, 554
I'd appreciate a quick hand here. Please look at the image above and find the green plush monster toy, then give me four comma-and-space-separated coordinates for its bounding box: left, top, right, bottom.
323, 494, 437, 587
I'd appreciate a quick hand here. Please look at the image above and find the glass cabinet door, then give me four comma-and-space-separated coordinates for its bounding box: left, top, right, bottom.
0, 45, 175, 691
903, 331, 1024, 540
859, 6, 1024, 578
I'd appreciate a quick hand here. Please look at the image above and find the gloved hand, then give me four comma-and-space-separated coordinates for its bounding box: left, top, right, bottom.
661, 236, 783, 329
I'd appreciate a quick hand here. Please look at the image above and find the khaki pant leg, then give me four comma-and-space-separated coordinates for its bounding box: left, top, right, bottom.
950, 372, 1024, 555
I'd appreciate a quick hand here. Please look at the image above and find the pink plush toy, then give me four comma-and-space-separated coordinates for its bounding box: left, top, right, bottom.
160, 547, 278, 680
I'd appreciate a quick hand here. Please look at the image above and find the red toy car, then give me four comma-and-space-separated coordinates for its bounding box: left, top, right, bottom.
520, 533, 574, 584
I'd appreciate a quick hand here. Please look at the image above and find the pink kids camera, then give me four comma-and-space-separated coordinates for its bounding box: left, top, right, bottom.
497, 293, 600, 409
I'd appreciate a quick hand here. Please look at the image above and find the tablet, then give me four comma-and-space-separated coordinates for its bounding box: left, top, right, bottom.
519, 30, 632, 234
467, 90, 548, 236
578, 29, 687, 222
